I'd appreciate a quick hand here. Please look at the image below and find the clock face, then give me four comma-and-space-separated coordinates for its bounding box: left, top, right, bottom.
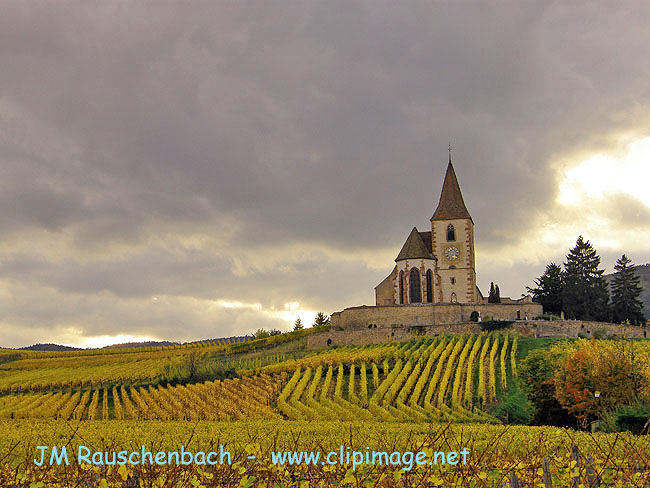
445, 246, 460, 261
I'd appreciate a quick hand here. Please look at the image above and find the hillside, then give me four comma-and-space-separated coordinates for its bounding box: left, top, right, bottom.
0, 333, 516, 423
605, 263, 650, 318
2, 328, 650, 486
18, 343, 82, 352
10, 335, 254, 352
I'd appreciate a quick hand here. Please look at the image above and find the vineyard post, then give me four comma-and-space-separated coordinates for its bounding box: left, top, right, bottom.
542, 457, 553, 488
585, 455, 599, 487
571, 446, 581, 488
509, 470, 520, 488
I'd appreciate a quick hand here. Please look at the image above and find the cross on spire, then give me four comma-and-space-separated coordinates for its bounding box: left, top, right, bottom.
448, 143, 452, 162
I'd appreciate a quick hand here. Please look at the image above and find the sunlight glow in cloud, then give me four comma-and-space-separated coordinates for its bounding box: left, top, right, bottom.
216, 300, 263, 311
267, 302, 318, 329
77, 334, 162, 349
558, 137, 650, 208
215, 299, 317, 330
478, 136, 650, 284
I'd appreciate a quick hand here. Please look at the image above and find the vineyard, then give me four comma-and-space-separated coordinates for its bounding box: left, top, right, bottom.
1, 419, 650, 487
2, 331, 650, 486
0, 334, 516, 422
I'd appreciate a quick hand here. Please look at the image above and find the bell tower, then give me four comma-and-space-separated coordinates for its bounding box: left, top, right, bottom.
430, 150, 477, 303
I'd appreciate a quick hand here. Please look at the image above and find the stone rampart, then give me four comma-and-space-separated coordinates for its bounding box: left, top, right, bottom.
330, 302, 542, 330
306, 320, 648, 350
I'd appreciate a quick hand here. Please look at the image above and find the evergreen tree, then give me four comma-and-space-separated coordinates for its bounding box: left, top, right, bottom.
611, 254, 646, 325
293, 317, 304, 331
527, 262, 565, 315
313, 312, 330, 327
488, 282, 501, 303
563, 236, 610, 321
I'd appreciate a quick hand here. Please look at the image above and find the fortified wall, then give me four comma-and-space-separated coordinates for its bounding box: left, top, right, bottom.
330, 302, 542, 330
306, 320, 648, 350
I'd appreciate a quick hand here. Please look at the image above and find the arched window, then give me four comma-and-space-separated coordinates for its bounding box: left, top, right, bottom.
399, 270, 404, 304
447, 224, 455, 241
450, 292, 457, 303
426, 270, 433, 303
409, 268, 421, 303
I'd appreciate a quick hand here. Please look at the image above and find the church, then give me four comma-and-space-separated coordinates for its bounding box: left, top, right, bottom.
375, 157, 478, 306
329, 154, 542, 331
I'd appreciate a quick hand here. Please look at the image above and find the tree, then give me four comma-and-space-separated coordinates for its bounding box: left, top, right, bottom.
527, 262, 565, 315
293, 318, 304, 331
563, 236, 610, 321
488, 282, 501, 303
611, 254, 646, 325
313, 312, 330, 327
253, 329, 270, 339
553, 340, 648, 427
519, 349, 575, 427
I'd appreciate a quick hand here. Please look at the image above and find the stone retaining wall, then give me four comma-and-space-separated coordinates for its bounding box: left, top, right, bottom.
330, 302, 543, 330
306, 320, 648, 350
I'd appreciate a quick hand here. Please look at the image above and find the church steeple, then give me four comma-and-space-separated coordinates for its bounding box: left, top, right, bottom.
431, 157, 472, 223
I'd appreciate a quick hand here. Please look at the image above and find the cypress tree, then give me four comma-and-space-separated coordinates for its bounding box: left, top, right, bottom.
488, 282, 496, 303
563, 236, 610, 321
611, 254, 646, 325
527, 262, 565, 315
488, 282, 502, 303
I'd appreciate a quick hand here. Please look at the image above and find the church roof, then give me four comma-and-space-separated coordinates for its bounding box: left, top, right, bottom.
431, 160, 473, 222
395, 227, 434, 261
419, 230, 432, 252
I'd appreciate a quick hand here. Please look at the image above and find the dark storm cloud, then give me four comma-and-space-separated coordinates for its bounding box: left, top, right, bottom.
1, 1, 650, 346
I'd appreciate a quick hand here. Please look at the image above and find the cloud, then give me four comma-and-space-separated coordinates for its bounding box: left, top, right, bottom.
1, 1, 650, 346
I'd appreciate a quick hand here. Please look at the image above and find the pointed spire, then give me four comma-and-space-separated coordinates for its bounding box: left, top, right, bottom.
395, 227, 432, 261
431, 157, 473, 222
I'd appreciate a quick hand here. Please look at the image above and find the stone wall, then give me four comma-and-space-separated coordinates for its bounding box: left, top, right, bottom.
330, 302, 542, 330
307, 322, 481, 349
513, 320, 648, 339
375, 266, 397, 306
306, 320, 647, 350
460, 303, 542, 322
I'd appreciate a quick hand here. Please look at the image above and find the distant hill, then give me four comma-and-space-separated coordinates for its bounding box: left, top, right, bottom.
605, 263, 650, 319
12, 335, 253, 352
19, 343, 82, 352
101, 341, 179, 349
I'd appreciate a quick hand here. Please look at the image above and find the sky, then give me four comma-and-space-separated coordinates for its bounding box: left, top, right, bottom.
1, 1, 650, 348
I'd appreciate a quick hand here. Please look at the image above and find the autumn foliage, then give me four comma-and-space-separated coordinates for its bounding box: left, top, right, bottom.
553, 340, 649, 425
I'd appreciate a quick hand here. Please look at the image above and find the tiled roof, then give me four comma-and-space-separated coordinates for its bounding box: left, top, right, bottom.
431, 161, 473, 222
419, 231, 432, 252
395, 227, 434, 261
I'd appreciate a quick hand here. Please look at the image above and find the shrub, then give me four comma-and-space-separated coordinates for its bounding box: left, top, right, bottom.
593, 327, 608, 340
535, 313, 562, 321
490, 385, 534, 425
601, 400, 650, 434
480, 320, 513, 332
